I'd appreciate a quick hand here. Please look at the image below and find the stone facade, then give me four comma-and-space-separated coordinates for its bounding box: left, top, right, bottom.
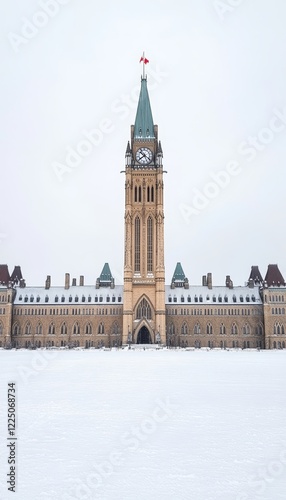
0, 76, 285, 350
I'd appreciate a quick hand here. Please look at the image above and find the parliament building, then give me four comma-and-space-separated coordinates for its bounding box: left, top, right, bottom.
0, 74, 285, 350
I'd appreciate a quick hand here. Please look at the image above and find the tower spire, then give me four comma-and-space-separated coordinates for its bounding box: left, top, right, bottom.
134, 75, 154, 139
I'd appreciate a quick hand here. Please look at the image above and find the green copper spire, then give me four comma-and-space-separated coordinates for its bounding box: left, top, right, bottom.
172, 263, 186, 282
134, 78, 155, 139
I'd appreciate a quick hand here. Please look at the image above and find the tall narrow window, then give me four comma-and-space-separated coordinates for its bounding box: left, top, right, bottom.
147, 216, 153, 273
138, 186, 142, 202
147, 186, 150, 202
151, 185, 154, 202
135, 216, 141, 273
134, 186, 137, 202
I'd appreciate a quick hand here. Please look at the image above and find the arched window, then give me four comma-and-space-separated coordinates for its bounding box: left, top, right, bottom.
206, 323, 213, 335
36, 323, 43, 335
135, 216, 141, 273
169, 323, 174, 335
0, 322, 3, 335
98, 322, 104, 334
85, 323, 92, 335
73, 323, 80, 335
243, 324, 251, 335
256, 324, 263, 336
181, 323, 188, 335
147, 186, 150, 202
25, 322, 31, 335
138, 186, 142, 202
220, 324, 226, 335
231, 323, 238, 335
282, 325, 285, 335
136, 298, 152, 320
194, 323, 201, 334
151, 185, 154, 202
48, 323, 55, 335
61, 323, 67, 335
147, 217, 153, 273
13, 324, 20, 336
112, 322, 119, 335
134, 186, 137, 202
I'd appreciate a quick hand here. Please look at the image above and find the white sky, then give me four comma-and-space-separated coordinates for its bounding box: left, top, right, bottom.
1, 0, 286, 287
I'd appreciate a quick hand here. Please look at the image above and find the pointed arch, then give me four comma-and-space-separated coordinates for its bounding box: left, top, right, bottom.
98, 322, 104, 335
181, 322, 188, 335
147, 216, 153, 273
13, 323, 20, 336
36, 323, 43, 335
73, 322, 80, 335
0, 321, 3, 335
61, 322, 67, 335
168, 322, 174, 335
112, 322, 119, 335
134, 216, 141, 273
136, 297, 152, 320
194, 323, 201, 334
220, 323, 226, 335
231, 323, 238, 335
48, 323, 55, 335
85, 323, 92, 335
243, 323, 251, 335
25, 322, 31, 335
206, 323, 213, 335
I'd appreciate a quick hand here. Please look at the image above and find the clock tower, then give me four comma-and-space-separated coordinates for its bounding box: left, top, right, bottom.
122, 74, 166, 345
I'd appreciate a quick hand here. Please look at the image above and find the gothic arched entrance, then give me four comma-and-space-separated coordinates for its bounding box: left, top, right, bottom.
137, 326, 152, 344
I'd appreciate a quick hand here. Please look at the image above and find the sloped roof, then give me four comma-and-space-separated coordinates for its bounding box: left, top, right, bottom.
0, 265, 10, 285
248, 265, 263, 284
10, 266, 23, 284
172, 262, 186, 282
134, 78, 155, 139
99, 263, 113, 282
265, 264, 286, 287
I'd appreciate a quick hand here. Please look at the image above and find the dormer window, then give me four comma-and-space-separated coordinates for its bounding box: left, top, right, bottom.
24, 295, 28, 303
173, 295, 177, 303
194, 295, 198, 303
224, 296, 228, 302
88, 295, 91, 303
213, 295, 216, 302
233, 295, 237, 303
251, 295, 256, 302
240, 295, 244, 302
168, 295, 172, 303
19, 295, 22, 301
75, 295, 79, 303
187, 295, 191, 303
61, 295, 65, 302
95, 295, 98, 303
246, 295, 250, 302
181, 295, 185, 302
69, 295, 72, 303
82, 296, 86, 302
99, 295, 103, 303
107, 295, 110, 302
112, 295, 116, 303
45, 295, 49, 303
118, 296, 122, 302
30, 295, 34, 303
199, 295, 203, 302
55, 296, 59, 303
218, 295, 222, 303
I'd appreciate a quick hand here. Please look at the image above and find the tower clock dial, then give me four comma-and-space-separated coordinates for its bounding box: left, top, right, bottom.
136, 147, 153, 164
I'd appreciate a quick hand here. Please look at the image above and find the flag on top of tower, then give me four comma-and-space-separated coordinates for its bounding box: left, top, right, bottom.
140, 55, 149, 64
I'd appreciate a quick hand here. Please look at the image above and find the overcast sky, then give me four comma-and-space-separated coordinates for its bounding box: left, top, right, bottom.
1, 0, 286, 287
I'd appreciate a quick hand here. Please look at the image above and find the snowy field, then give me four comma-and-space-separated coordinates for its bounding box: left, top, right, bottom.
0, 349, 286, 500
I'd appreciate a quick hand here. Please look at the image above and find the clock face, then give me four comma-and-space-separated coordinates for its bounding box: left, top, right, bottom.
136, 147, 152, 165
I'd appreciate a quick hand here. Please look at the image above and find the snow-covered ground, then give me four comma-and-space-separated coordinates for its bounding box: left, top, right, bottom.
0, 349, 286, 500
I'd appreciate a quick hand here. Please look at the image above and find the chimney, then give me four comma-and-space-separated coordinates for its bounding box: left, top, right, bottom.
248, 278, 254, 289
202, 275, 207, 286
45, 275, 51, 290
207, 273, 212, 290
72, 278, 77, 286
80, 275, 84, 287
65, 273, 70, 290
226, 275, 233, 289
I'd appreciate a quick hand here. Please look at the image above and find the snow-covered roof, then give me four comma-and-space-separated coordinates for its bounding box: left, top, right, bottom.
14, 285, 124, 306
165, 285, 262, 305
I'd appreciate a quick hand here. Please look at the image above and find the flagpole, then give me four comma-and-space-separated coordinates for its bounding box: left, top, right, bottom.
143, 51, 145, 79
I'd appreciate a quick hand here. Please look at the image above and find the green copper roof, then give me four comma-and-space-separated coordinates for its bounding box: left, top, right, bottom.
99, 263, 113, 282
172, 262, 186, 282
134, 78, 155, 139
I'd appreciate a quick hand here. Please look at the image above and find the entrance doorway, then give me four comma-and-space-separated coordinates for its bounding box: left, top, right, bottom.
137, 326, 152, 344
